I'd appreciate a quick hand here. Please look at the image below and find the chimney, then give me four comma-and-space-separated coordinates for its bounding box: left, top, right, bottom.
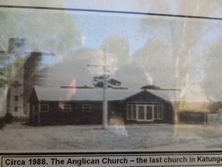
8, 38, 26, 54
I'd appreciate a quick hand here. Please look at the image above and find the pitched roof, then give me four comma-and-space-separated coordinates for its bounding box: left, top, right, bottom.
125, 89, 171, 102
33, 86, 176, 102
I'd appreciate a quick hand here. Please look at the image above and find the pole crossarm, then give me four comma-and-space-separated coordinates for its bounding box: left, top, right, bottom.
61, 50, 128, 129
60, 85, 94, 89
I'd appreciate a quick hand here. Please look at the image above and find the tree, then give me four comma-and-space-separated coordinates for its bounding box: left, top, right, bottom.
0, 6, 81, 61
133, 39, 175, 87
135, 0, 222, 92
93, 75, 122, 88
0, 56, 26, 122
0, 4, 81, 118
0, 58, 8, 119
0, 50, 51, 121
202, 41, 222, 101
101, 35, 129, 68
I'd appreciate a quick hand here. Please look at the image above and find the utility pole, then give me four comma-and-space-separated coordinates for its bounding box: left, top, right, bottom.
88, 50, 109, 129
102, 51, 108, 129
62, 50, 127, 129
87, 50, 127, 129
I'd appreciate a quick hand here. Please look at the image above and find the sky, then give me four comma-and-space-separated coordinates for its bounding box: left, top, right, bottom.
1, 0, 222, 56
1, 0, 222, 17
1, 0, 222, 100
74, 12, 147, 54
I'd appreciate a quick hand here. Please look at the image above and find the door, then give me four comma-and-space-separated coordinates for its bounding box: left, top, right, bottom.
136, 104, 154, 122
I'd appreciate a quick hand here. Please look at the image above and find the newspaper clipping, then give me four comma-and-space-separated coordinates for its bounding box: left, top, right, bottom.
0, 0, 222, 166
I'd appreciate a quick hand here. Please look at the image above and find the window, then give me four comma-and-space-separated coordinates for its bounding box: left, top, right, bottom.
14, 95, 19, 101
14, 106, 18, 112
40, 104, 49, 112
63, 104, 72, 112
137, 105, 145, 120
154, 105, 164, 120
13, 81, 21, 88
82, 104, 91, 112
126, 104, 136, 120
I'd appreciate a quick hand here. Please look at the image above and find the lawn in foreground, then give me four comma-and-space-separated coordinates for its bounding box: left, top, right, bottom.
0, 123, 222, 151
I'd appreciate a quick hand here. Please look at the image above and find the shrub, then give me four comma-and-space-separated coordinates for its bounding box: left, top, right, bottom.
3, 112, 13, 123
209, 102, 222, 113
0, 117, 4, 129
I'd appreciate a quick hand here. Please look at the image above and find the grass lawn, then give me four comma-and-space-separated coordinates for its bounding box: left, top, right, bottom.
0, 123, 222, 151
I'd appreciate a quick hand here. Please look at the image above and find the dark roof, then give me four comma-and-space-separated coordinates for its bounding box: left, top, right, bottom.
125, 89, 171, 102
33, 86, 176, 102
34, 86, 134, 101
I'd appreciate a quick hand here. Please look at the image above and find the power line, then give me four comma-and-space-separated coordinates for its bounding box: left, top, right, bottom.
1, 5, 222, 21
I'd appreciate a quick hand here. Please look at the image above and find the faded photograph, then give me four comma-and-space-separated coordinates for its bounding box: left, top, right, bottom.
0, 1, 222, 151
